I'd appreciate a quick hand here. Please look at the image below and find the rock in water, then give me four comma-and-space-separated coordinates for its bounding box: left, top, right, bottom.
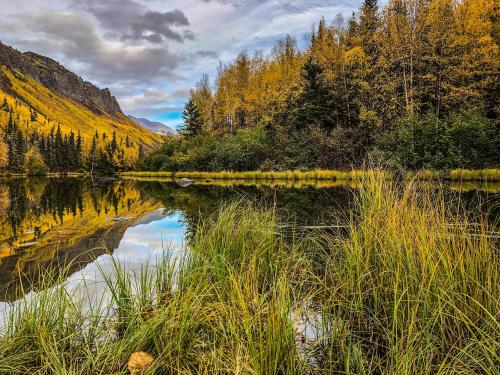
177, 178, 193, 187
128, 352, 154, 374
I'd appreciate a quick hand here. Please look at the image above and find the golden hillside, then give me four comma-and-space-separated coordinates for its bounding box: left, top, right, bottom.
0, 68, 162, 169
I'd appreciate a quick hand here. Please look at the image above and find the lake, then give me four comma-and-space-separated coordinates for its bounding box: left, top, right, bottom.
0, 176, 498, 304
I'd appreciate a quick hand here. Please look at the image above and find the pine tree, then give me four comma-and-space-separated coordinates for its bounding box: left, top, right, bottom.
293, 57, 335, 131
1, 97, 9, 112
359, 0, 379, 55
89, 133, 98, 176
4, 116, 25, 172
180, 99, 203, 137
30, 107, 38, 122
75, 131, 82, 168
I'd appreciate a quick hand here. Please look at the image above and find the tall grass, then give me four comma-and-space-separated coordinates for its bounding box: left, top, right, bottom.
0, 177, 497, 374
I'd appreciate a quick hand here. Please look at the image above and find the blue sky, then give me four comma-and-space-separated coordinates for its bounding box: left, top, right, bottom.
0, 0, 362, 130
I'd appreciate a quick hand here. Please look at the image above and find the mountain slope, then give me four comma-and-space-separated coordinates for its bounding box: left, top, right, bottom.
129, 115, 177, 136
0, 42, 163, 169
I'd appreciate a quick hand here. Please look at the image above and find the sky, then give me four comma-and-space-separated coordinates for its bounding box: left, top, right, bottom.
0, 0, 361, 130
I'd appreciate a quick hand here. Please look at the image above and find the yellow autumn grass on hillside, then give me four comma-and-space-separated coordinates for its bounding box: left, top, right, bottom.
0, 68, 163, 167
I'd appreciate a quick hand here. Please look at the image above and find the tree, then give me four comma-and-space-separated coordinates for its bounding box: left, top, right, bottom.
89, 132, 98, 176
293, 57, 335, 131
75, 131, 83, 169
0, 135, 8, 170
180, 99, 203, 137
25, 147, 48, 175
1, 97, 9, 112
359, 0, 379, 55
4, 113, 25, 172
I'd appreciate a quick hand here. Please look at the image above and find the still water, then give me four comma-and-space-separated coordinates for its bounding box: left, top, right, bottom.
0, 177, 498, 306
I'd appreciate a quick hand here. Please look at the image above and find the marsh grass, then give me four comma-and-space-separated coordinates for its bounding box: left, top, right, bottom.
0, 176, 498, 374
121, 168, 500, 182
120, 169, 389, 181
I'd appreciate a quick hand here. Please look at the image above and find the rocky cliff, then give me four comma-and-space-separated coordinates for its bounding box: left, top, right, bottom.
0, 41, 122, 116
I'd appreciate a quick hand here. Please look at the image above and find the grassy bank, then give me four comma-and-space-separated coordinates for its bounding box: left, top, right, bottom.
120, 169, 385, 181
0, 177, 497, 374
121, 168, 500, 181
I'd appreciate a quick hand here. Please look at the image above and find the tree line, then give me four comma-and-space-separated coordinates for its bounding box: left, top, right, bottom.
0, 99, 137, 175
143, 0, 498, 172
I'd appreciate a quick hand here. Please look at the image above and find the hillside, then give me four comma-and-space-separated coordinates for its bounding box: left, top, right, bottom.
0, 42, 163, 172
129, 115, 177, 137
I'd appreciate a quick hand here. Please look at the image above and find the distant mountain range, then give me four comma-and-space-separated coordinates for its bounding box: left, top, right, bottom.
128, 116, 177, 137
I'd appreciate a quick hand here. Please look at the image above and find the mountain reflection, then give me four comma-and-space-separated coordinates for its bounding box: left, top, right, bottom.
1, 177, 496, 303
0, 177, 163, 301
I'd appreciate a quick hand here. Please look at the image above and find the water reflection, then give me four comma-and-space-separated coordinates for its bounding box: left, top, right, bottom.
0, 210, 187, 331
0, 177, 498, 303
0, 177, 164, 301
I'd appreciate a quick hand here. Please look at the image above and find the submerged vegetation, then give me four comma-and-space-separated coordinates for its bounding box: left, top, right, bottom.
0, 177, 497, 374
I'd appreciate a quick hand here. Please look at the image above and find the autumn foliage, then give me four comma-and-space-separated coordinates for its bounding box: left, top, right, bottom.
143, 0, 499, 172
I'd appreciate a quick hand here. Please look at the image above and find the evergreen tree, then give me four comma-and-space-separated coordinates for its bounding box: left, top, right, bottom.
4, 114, 25, 172
293, 57, 335, 131
30, 107, 38, 122
180, 99, 203, 137
1, 97, 9, 112
359, 0, 379, 55
75, 131, 82, 168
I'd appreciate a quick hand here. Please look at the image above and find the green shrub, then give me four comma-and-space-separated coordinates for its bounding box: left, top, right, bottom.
376, 110, 497, 170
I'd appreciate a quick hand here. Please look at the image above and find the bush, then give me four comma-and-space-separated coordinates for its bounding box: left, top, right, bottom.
141, 126, 268, 172
375, 110, 497, 170
24, 148, 48, 175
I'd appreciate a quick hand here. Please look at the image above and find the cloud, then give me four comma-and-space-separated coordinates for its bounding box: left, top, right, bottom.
119, 88, 173, 111
73, 0, 145, 31
29, 12, 181, 84
124, 10, 191, 43
74, 0, 193, 43
171, 87, 192, 100
126, 105, 185, 119
195, 50, 219, 58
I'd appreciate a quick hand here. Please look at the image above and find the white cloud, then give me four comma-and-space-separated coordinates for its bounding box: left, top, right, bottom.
0, 0, 362, 120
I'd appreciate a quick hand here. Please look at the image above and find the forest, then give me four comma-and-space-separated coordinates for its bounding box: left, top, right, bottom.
0, 97, 141, 175
141, 0, 499, 172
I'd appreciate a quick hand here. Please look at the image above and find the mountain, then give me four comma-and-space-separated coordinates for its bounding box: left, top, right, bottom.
0, 41, 163, 169
128, 115, 177, 136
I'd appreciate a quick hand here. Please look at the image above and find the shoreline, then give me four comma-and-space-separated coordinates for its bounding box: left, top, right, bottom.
119, 168, 500, 182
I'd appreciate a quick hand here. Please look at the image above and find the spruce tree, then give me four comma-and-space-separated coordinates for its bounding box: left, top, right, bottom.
76, 131, 82, 169
180, 99, 202, 137
294, 57, 335, 131
359, 0, 379, 56
1, 97, 9, 112
5, 116, 25, 172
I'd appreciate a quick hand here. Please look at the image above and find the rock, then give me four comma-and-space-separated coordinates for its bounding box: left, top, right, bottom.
0, 42, 122, 116
128, 351, 154, 374
177, 178, 193, 187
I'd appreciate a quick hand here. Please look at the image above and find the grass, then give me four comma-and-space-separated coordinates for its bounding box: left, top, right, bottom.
120, 169, 390, 181
121, 168, 500, 182
0, 176, 498, 374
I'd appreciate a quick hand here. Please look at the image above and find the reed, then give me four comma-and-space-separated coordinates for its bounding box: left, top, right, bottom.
0, 176, 497, 374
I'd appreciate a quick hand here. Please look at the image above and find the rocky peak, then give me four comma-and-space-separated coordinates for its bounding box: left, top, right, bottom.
0, 41, 122, 116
